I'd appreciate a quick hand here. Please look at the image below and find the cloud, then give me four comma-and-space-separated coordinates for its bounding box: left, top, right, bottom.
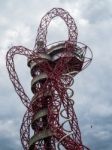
0, 0, 112, 150
0, 119, 23, 150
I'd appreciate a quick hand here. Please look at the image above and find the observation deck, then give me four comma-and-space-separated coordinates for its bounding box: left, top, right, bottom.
27, 41, 86, 149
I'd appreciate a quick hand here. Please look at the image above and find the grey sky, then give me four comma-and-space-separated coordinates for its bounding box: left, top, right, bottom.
0, 0, 112, 149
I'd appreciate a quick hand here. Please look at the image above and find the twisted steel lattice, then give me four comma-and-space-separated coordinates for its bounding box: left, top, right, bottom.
6, 8, 92, 150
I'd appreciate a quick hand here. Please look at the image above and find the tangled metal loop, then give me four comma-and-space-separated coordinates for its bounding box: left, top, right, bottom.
6, 8, 92, 150
34, 8, 78, 52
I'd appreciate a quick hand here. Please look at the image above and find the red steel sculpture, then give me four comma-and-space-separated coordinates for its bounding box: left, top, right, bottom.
6, 8, 93, 150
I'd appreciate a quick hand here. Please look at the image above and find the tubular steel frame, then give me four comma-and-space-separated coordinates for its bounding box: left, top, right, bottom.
6, 8, 92, 150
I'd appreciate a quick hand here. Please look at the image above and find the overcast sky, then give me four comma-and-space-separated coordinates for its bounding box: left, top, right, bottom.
0, 0, 112, 150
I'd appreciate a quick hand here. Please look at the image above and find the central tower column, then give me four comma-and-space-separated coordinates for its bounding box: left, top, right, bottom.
27, 53, 54, 150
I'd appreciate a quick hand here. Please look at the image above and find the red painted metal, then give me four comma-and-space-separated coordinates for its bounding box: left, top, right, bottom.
6, 8, 92, 150
34, 8, 78, 52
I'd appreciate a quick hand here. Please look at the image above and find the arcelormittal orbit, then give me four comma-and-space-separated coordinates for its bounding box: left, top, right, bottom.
6, 8, 92, 150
